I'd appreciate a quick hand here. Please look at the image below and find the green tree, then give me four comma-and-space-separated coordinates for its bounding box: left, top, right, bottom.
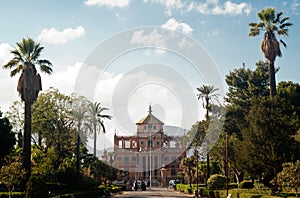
197, 85, 219, 120
89, 158, 113, 184
238, 96, 299, 185
181, 155, 196, 188
87, 102, 112, 157
6, 101, 24, 133
225, 61, 269, 138
0, 111, 16, 166
249, 8, 292, 96
0, 161, 26, 198
3, 38, 53, 177
186, 120, 207, 149
31, 88, 75, 170
223, 62, 271, 183
277, 81, 300, 117
278, 160, 300, 196
196, 84, 219, 185
71, 95, 88, 172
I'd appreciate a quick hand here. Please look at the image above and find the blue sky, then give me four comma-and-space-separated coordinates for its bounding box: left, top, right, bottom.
0, 0, 299, 151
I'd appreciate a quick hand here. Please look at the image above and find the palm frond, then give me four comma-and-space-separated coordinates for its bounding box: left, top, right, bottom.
280, 17, 290, 24
274, 11, 283, 23
11, 64, 25, 77
280, 39, 287, 48
99, 115, 112, 119
279, 22, 293, 29
100, 121, 106, 133
249, 22, 258, 27
39, 62, 53, 74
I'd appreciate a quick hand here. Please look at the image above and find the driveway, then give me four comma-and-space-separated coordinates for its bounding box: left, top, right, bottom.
113, 187, 194, 198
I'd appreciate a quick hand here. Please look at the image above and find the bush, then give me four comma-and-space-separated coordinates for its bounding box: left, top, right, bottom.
0, 192, 24, 198
238, 181, 254, 189
229, 183, 238, 189
56, 167, 81, 185
207, 174, 226, 190
76, 176, 99, 190
26, 174, 49, 198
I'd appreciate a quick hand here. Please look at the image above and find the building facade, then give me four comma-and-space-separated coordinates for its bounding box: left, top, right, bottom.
112, 105, 186, 185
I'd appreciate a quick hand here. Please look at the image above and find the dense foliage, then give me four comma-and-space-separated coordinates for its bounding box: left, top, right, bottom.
0, 111, 15, 166
207, 174, 226, 190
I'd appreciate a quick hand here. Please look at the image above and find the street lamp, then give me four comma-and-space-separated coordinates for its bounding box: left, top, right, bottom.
149, 134, 152, 189
148, 105, 153, 189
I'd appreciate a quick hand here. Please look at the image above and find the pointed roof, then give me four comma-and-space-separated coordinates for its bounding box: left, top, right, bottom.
136, 104, 164, 125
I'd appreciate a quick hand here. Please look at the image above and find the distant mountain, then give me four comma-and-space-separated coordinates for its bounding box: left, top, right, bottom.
163, 125, 187, 136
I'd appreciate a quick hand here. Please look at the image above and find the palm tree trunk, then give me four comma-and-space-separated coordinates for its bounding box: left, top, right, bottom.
76, 123, 81, 173
269, 61, 277, 97
206, 153, 210, 188
23, 102, 32, 179
93, 124, 97, 157
205, 106, 210, 188
205, 100, 209, 120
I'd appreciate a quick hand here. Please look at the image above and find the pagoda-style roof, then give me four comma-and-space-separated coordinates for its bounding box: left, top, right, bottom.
136, 104, 164, 125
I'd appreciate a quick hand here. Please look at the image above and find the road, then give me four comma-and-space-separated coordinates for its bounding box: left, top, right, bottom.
113, 187, 194, 198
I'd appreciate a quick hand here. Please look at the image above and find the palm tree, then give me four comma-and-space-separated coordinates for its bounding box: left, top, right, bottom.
87, 102, 112, 157
3, 38, 52, 177
249, 7, 292, 96
197, 85, 219, 120
196, 84, 219, 187
73, 107, 87, 172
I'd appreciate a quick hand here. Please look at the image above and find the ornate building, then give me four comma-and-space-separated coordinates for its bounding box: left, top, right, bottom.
112, 105, 186, 185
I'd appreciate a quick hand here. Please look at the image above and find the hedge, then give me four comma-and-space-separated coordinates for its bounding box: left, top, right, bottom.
238, 181, 254, 189
0, 192, 25, 198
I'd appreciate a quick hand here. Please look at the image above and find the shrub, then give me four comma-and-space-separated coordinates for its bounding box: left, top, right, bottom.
229, 183, 238, 189
238, 181, 254, 189
26, 174, 49, 198
184, 187, 193, 194
207, 174, 226, 190
56, 167, 81, 185
0, 192, 25, 198
77, 176, 99, 189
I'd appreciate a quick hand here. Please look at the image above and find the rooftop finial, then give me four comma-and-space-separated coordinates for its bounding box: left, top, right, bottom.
148, 103, 152, 114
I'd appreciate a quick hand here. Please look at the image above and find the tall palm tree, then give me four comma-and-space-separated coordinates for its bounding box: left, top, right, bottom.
197, 85, 219, 120
3, 38, 52, 177
196, 84, 219, 187
87, 102, 112, 157
249, 7, 292, 96
73, 107, 87, 173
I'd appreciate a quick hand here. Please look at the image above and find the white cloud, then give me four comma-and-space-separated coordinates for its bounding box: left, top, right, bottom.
187, 2, 195, 12
131, 29, 167, 54
41, 62, 82, 94
161, 18, 193, 34
0, 43, 20, 113
291, 0, 300, 14
195, 0, 251, 15
84, 0, 130, 8
131, 29, 165, 46
144, 0, 183, 15
0, 43, 13, 66
37, 26, 85, 45
178, 37, 194, 48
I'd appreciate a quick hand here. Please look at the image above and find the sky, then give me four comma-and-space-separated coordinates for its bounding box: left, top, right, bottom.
0, 0, 299, 153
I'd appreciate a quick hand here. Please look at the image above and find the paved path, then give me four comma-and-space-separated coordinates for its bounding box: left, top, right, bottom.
113, 187, 194, 198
